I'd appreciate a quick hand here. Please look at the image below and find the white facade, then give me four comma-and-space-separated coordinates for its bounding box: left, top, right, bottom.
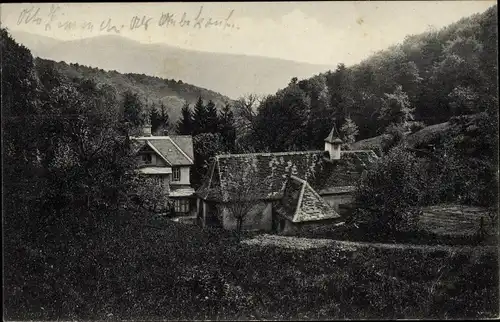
324, 141, 341, 160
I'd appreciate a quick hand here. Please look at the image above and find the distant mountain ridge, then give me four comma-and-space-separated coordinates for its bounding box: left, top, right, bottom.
9, 30, 333, 99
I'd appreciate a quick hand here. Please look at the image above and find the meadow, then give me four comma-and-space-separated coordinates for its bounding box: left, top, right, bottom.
6, 209, 497, 320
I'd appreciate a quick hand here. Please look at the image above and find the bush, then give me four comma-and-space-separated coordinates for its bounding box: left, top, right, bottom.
381, 124, 405, 153
352, 146, 427, 237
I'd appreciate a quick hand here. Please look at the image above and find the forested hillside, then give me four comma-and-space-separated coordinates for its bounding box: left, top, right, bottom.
34, 58, 232, 123
11, 31, 331, 99
235, 5, 497, 150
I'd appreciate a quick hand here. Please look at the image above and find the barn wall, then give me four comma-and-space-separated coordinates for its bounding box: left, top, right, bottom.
221, 201, 273, 231
321, 193, 354, 212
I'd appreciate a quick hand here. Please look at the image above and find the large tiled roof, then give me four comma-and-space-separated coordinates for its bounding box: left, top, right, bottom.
196, 149, 379, 202
131, 136, 194, 166
312, 150, 379, 193
275, 176, 340, 222
197, 151, 325, 201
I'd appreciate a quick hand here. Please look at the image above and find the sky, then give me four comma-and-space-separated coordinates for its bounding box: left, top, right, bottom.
1, 1, 496, 66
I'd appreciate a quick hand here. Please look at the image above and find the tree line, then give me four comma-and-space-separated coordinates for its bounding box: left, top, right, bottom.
233, 5, 497, 155
175, 97, 237, 186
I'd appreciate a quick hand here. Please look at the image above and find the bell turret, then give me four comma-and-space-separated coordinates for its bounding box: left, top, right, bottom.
324, 124, 343, 160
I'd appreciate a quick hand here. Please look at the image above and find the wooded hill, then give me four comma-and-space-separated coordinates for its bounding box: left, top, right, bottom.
34, 58, 233, 123
238, 4, 497, 152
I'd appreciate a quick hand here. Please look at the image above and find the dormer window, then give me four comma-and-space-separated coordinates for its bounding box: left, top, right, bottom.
142, 154, 152, 164
172, 167, 181, 181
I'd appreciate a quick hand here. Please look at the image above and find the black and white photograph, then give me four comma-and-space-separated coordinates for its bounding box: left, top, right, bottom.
1, 1, 499, 320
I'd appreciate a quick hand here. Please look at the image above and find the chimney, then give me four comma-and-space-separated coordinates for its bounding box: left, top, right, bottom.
142, 123, 152, 136
324, 125, 343, 160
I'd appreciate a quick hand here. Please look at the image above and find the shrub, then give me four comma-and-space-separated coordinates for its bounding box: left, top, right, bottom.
352, 146, 427, 237
381, 123, 405, 153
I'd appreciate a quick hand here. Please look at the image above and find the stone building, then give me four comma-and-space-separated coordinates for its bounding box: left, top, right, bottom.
195, 126, 378, 233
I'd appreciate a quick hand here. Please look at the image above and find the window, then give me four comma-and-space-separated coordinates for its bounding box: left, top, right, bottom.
174, 199, 190, 213
142, 154, 152, 164
172, 167, 181, 181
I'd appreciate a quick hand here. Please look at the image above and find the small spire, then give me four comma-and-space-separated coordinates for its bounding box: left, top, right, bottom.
324, 122, 343, 144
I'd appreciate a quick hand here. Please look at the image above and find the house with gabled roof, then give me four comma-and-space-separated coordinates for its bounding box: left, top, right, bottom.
195, 126, 379, 234
130, 124, 195, 215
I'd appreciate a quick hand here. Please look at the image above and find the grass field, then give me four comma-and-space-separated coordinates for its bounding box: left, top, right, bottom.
419, 205, 497, 237
289, 204, 498, 246
4, 208, 499, 320
350, 121, 451, 151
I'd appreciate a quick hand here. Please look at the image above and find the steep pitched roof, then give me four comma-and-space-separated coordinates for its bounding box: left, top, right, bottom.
312, 150, 379, 193
196, 151, 327, 201
169, 135, 194, 161
275, 176, 340, 222
324, 126, 343, 144
196, 149, 379, 202
130, 136, 194, 166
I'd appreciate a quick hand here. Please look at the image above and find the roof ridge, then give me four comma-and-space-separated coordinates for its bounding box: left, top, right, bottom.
206, 159, 217, 199
289, 175, 307, 184
292, 179, 307, 223
167, 136, 194, 164
343, 149, 373, 153
216, 150, 324, 158
216, 157, 225, 201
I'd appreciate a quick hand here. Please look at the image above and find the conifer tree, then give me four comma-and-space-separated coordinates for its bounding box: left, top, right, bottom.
150, 103, 161, 134
192, 97, 207, 135
205, 100, 219, 133
176, 102, 194, 135
218, 103, 236, 152
153, 102, 170, 135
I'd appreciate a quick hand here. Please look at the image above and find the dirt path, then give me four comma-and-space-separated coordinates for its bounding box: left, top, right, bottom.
242, 234, 498, 253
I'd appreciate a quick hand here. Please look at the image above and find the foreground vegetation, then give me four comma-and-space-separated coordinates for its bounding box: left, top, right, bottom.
4, 214, 499, 320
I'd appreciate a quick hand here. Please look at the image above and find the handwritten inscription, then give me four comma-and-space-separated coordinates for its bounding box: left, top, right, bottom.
130, 15, 152, 31
158, 6, 238, 30
100, 18, 123, 34
16, 5, 240, 35
17, 5, 95, 33
17, 7, 42, 25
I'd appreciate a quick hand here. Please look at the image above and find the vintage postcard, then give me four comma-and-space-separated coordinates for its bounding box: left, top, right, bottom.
2, 1, 498, 320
